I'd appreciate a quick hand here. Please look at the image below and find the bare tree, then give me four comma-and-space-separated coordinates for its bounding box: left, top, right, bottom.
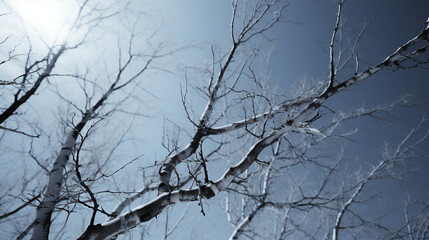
1, 0, 428, 239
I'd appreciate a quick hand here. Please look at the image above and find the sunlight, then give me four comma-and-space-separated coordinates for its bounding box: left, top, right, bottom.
9, 0, 73, 42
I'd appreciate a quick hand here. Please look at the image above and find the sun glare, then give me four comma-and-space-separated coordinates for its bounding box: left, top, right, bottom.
9, 0, 73, 42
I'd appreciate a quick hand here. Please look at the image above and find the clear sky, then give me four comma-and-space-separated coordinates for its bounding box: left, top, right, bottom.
1, 0, 428, 239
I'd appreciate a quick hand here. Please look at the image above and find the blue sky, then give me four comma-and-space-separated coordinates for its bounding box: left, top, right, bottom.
117, 1, 429, 237
1, 0, 429, 239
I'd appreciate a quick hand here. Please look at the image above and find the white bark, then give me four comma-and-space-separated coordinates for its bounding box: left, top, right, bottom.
79, 127, 289, 239
31, 128, 81, 240
31, 44, 153, 239
157, 0, 289, 194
